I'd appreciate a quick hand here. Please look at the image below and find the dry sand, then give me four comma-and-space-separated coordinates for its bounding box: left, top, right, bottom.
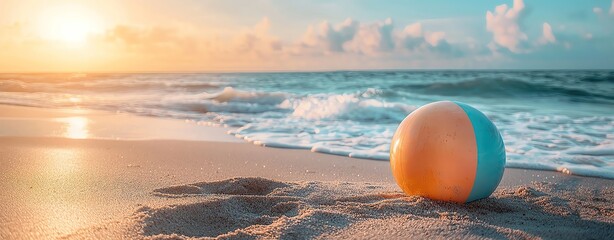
62, 177, 613, 239
0, 105, 613, 239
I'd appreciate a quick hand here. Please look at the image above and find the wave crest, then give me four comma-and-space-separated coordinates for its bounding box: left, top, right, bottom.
280, 92, 414, 122
205, 87, 287, 104
397, 78, 614, 103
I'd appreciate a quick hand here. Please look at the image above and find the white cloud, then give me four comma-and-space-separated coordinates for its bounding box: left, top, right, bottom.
403, 23, 422, 38
425, 31, 446, 46
234, 17, 282, 54
345, 18, 395, 55
399, 23, 425, 50
397, 22, 464, 57
400, 22, 443, 47
486, 0, 528, 53
594, 1, 614, 16
300, 18, 397, 56
303, 18, 359, 52
593, 7, 603, 15
538, 22, 556, 44
294, 19, 466, 58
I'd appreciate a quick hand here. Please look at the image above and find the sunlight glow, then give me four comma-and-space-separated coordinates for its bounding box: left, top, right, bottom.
37, 4, 102, 44
57, 117, 89, 139
30, 148, 88, 236
47, 148, 81, 176
69, 97, 81, 103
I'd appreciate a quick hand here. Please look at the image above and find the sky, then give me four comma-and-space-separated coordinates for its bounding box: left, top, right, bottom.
0, 0, 613, 72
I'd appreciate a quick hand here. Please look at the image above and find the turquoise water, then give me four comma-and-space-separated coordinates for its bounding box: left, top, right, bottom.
1, 71, 613, 178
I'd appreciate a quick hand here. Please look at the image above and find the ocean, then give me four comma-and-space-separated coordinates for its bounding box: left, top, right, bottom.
1, 71, 613, 179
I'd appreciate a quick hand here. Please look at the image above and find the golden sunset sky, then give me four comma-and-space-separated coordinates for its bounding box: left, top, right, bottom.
1, 0, 613, 72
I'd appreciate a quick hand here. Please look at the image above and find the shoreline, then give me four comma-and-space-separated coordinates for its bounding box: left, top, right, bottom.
0, 104, 240, 142
1, 104, 611, 180
2, 136, 611, 185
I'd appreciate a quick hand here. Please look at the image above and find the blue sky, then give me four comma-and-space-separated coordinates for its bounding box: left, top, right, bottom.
0, 0, 613, 71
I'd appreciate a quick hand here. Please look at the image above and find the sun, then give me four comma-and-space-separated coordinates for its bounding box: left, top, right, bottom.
38, 4, 102, 44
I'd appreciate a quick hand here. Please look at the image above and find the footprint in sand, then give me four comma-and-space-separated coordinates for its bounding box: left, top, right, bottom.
153, 177, 291, 196
143, 177, 392, 239
140, 196, 302, 238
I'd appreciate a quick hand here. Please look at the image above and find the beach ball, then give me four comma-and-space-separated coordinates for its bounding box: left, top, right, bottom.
390, 101, 505, 203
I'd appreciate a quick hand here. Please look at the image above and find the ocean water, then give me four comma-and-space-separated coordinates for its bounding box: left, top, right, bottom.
1, 71, 613, 179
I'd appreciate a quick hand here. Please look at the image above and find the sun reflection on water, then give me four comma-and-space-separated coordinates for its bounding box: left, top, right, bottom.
56, 117, 89, 139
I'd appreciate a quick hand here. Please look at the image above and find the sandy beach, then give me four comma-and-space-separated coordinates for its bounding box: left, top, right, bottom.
0, 105, 612, 239
2, 0, 614, 238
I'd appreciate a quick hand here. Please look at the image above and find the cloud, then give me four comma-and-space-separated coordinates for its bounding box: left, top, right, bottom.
486, 0, 528, 53
538, 22, 556, 44
104, 25, 200, 55
102, 17, 282, 61
234, 17, 282, 55
106, 25, 173, 44
425, 31, 445, 46
403, 23, 422, 38
593, 7, 603, 15
399, 23, 425, 50
296, 18, 464, 58
344, 18, 395, 55
4, 14, 560, 71
594, 0, 614, 16
396, 23, 463, 57
301, 18, 359, 53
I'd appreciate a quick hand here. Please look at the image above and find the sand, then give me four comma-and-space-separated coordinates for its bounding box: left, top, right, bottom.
59, 177, 613, 239
0, 104, 238, 142
1, 105, 613, 239
2, 138, 613, 240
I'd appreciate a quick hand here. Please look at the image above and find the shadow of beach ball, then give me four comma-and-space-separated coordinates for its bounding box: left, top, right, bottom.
390, 101, 506, 203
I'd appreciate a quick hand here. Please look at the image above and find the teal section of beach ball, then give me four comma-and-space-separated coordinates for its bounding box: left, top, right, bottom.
454, 102, 506, 202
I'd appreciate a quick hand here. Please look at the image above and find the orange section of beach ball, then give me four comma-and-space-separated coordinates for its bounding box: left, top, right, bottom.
390, 101, 478, 203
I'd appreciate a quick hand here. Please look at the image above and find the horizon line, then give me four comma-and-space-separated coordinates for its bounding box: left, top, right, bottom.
1, 68, 612, 75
